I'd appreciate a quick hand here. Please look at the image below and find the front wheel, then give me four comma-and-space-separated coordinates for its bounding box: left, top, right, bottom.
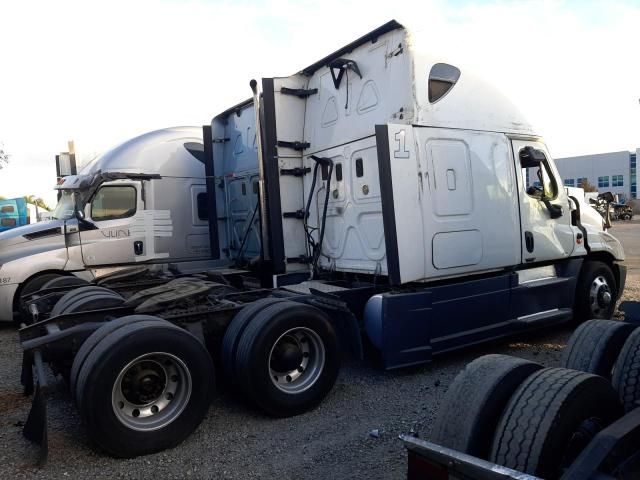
574, 261, 617, 322
75, 318, 215, 457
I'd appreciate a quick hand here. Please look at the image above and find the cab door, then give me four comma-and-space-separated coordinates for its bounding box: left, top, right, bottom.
79, 180, 145, 266
512, 139, 575, 264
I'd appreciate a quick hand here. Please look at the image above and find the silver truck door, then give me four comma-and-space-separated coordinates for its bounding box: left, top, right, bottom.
79, 180, 148, 266
512, 139, 575, 264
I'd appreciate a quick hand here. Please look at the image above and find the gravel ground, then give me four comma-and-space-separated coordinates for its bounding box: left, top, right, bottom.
1, 220, 638, 479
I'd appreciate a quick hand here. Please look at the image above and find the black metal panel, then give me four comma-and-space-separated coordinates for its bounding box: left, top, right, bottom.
261, 78, 286, 275
301, 20, 403, 76
375, 124, 401, 285
202, 125, 220, 260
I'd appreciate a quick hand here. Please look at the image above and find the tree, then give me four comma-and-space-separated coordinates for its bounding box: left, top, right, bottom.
23, 195, 52, 211
0, 142, 9, 169
580, 179, 598, 192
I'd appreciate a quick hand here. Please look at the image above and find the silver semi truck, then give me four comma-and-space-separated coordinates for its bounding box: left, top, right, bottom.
11, 20, 627, 463
0, 126, 223, 322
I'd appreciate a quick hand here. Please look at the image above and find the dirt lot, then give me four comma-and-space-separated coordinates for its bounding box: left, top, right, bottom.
1, 220, 638, 479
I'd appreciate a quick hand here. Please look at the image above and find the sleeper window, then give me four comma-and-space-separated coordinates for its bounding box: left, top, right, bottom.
428, 63, 461, 103
197, 193, 208, 221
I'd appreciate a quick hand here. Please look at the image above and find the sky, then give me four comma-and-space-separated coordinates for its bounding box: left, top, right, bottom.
0, 0, 638, 207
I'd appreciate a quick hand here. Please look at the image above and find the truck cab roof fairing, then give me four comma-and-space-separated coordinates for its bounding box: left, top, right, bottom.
80, 127, 205, 179
296, 19, 537, 136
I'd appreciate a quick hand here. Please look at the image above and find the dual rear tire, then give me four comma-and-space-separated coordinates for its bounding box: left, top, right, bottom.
72, 299, 339, 457
222, 299, 340, 416
72, 316, 214, 458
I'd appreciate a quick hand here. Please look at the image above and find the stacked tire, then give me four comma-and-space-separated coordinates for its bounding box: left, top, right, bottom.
431, 319, 640, 479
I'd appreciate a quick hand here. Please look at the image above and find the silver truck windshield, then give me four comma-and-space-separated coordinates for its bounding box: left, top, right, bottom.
52, 191, 77, 220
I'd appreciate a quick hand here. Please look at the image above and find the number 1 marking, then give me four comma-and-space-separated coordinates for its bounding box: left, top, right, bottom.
393, 130, 410, 159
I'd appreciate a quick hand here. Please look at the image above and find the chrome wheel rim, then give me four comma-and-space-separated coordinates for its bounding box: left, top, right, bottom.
112, 352, 192, 431
589, 276, 612, 317
269, 327, 325, 394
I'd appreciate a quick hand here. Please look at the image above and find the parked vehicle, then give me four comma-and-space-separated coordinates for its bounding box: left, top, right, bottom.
404, 318, 640, 479
612, 202, 634, 221
0, 197, 29, 232
0, 126, 220, 323
13, 20, 626, 463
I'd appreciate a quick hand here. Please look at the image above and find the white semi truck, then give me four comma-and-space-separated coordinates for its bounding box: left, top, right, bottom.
10, 20, 626, 463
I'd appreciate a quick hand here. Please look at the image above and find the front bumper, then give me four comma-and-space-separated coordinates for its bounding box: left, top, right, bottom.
0, 283, 19, 322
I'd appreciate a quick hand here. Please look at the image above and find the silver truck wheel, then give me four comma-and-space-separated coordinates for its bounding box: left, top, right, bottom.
269, 327, 326, 394
112, 352, 192, 431
575, 261, 617, 321
589, 275, 613, 317
70, 315, 167, 404
75, 319, 214, 458
235, 301, 339, 417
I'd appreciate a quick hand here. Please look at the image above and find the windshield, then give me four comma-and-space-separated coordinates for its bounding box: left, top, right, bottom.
52, 191, 77, 220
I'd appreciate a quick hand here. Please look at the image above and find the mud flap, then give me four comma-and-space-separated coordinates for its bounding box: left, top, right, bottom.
23, 385, 48, 466
22, 350, 48, 466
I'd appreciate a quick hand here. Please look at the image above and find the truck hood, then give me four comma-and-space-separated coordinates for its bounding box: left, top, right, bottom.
0, 219, 65, 249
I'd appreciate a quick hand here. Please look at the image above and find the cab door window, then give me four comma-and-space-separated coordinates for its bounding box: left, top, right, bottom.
91, 186, 137, 221
521, 148, 558, 200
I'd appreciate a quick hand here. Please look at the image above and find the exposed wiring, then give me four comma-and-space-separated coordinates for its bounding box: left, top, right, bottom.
305, 156, 334, 277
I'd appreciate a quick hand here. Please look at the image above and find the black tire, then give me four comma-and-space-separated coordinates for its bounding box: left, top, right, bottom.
70, 315, 166, 404
221, 297, 288, 383
41, 276, 90, 290
58, 292, 125, 316
235, 301, 339, 417
431, 354, 543, 460
75, 319, 214, 458
20, 273, 64, 297
491, 367, 623, 479
51, 286, 122, 317
561, 319, 636, 378
574, 261, 617, 322
612, 328, 640, 412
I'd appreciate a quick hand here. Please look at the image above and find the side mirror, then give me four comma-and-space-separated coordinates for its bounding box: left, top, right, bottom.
520, 146, 546, 169
547, 202, 563, 219
75, 209, 85, 220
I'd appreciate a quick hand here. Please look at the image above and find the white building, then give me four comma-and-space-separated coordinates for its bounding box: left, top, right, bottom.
528, 149, 638, 202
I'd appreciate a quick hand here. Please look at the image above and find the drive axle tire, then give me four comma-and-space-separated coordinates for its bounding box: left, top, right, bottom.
41, 276, 90, 290
612, 328, 640, 412
431, 354, 542, 460
51, 286, 122, 317
562, 319, 636, 378
235, 301, 339, 417
75, 319, 214, 458
70, 315, 167, 404
491, 368, 623, 479
574, 261, 617, 321
221, 297, 288, 383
